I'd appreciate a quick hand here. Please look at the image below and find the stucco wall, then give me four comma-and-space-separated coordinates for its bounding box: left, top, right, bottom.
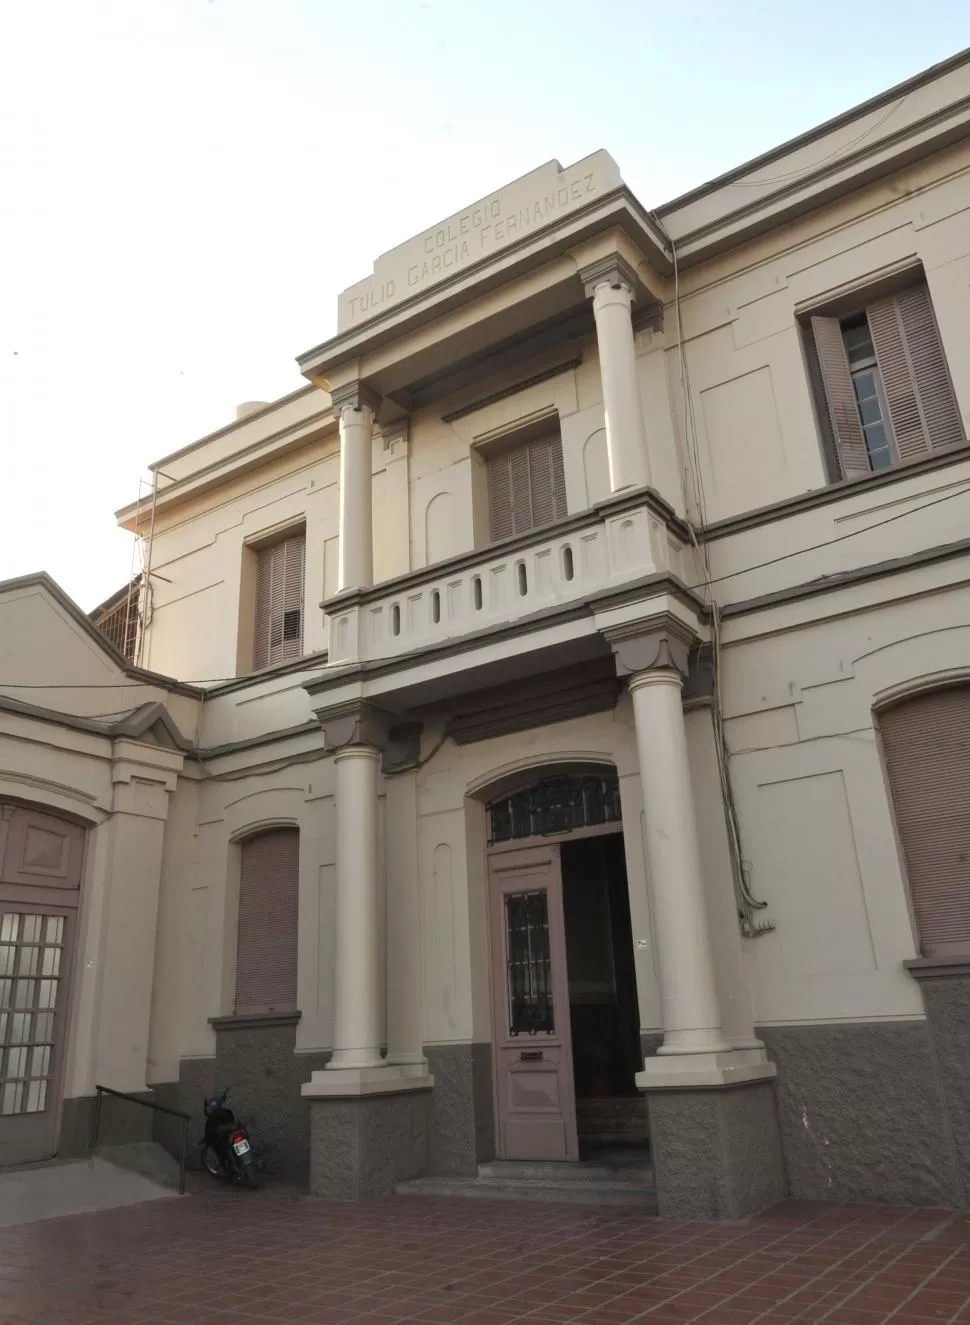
724, 573, 970, 1026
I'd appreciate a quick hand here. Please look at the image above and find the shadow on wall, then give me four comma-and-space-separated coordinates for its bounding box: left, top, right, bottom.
584, 430, 609, 506
425, 491, 454, 565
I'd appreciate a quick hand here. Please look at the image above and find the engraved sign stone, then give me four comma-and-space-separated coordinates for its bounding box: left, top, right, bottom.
337, 150, 622, 331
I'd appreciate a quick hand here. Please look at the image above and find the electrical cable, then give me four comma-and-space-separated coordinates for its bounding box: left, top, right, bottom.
708, 96, 908, 190
688, 478, 970, 593
3, 474, 968, 692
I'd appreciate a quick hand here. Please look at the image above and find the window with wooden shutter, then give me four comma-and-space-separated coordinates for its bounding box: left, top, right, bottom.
235, 828, 299, 1014
252, 532, 305, 670
809, 279, 963, 482
880, 686, 970, 957
485, 432, 567, 542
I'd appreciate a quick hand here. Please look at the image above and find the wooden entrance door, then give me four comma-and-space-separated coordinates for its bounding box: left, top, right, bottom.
488, 843, 578, 1161
0, 804, 84, 1165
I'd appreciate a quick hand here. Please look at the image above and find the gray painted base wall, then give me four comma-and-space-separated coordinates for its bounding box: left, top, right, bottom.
59, 1091, 154, 1159
760, 1022, 961, 1208
424, 1043, 495, 1174
648, 1081, 786, 1220
153, 1023, 330, 1182
308, 1089, 431, 1200
211, 1017, 329, 1182
908, 977, 970, 1205
151, 1057, 216, 1170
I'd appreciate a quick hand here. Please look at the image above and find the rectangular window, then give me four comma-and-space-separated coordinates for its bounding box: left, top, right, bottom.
808, 280, 963, 482
235, 829, 299, 1015
880, 686, 970, 957
252, 532, 305, 670
485, 431, 567, 542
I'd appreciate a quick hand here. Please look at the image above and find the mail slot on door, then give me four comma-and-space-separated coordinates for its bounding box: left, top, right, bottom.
519, 1049, 544, 1061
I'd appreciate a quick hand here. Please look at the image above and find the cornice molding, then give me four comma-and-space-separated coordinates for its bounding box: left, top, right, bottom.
578, 252, 641, 300
329, 381, 381, 416
314, 699, 396, 753
605, 614, 697, 680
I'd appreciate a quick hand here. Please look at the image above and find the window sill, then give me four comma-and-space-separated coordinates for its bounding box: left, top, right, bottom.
209, 1010, 302, 1031
904, 956, 970, 981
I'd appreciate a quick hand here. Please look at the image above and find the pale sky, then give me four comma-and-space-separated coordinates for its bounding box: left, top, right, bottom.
0, 1, 965, 611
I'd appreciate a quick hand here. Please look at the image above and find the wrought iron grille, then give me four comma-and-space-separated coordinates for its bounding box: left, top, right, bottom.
488, 775, 621, 844
504, 890, 554, 1035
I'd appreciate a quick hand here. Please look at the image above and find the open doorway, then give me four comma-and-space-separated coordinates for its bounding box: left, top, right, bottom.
560, 833, 646, 1157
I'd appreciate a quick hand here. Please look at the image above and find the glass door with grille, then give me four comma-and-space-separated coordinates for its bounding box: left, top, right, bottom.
0, 907, 74, 1164
488, 844, 578, 1161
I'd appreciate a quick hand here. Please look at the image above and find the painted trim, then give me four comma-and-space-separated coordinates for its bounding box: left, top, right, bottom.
228, 818, 301, 844
209, 1011, 302, 1030
905, 956, 970, 980
147, 384, 321, 472
719, 535, 970, 619
206, 651, 329, 697
201, 721, 323, 760
0, 571, 203, 697
872, 669, 970, 712
466, 753, 616, 800
487, 821, 623, 856
442, 358, 582, 423
702, 446, 970, 542
658, 48, 970, 216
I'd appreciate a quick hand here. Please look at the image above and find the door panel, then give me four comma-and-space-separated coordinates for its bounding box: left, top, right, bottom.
488, 844, 578, 1162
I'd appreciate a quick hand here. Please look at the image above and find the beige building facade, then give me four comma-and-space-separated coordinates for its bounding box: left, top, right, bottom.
3, 51, 970, 1217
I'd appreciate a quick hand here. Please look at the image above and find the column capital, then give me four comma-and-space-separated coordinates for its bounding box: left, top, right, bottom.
579, 252, 640, 301
320, 700, 396, 753
605, 614, 696, 681
330, 381, 381, 417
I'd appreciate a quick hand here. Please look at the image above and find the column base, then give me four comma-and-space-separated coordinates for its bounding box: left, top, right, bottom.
637, 1046, 777, 1090
302, 1063, 434, 1098
644, 1077, 787, 1220
304, 1066, 434, 1200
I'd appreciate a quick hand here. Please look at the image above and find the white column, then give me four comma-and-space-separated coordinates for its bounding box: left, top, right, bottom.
328, 745, 384, 1069
584, 259, 650, 494
335, 385, 378, 592
630, 670, 728, 1056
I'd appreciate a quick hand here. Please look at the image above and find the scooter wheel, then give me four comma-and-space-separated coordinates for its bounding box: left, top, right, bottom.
239, 1161, 259, 1190
201, 1145, 224, 1179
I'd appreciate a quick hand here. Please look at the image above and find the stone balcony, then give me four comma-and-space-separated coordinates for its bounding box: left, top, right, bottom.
324, 489, 700, 676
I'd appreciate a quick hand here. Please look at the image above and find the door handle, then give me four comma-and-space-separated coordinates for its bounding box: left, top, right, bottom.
519, 1049, 543, 1061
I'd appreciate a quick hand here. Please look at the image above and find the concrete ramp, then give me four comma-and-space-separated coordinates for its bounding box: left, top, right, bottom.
0, 1155, 178, 1227
95, 1141, 183, 1190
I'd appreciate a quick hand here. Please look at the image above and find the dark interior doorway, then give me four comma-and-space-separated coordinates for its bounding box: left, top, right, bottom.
560, 833, 647, 1155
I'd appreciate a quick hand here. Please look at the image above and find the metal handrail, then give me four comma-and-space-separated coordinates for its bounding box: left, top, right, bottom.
91, 1084, 190, 1195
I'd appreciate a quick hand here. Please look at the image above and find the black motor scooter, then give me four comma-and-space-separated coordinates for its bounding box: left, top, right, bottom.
201, 1087, 259, 1188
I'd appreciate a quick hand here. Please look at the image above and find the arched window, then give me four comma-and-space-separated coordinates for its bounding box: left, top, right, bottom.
235, 828, 299, 1014
880, 685, 970, 956
487, 774, 621, 844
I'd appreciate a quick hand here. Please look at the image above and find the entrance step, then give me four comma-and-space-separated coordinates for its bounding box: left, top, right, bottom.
396, 1156, 656, 1208
576, 1096, 649, 1146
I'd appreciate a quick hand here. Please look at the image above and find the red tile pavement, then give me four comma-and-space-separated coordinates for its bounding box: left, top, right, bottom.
2, 1188, 970, 1325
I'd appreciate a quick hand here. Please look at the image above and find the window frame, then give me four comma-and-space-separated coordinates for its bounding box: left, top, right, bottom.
236, 521, 307, 677
474, 413, 568, 547
801, 267, 963, 484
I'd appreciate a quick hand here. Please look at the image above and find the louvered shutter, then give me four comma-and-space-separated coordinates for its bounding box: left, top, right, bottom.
253, 533, 305, 670
867, 284, 963, 461
486, 434, 568, 542
235, 829, 299, 1014
811, 316, 871, 479
880, 686, 970, 957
